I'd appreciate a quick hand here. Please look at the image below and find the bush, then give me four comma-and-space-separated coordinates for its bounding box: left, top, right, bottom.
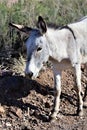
0, 0, 87, 50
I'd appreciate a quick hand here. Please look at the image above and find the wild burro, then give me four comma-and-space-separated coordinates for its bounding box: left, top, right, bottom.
9, 16, 87, 120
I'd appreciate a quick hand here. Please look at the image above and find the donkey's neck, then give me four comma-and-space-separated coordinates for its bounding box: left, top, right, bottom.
46, 28, 69, 62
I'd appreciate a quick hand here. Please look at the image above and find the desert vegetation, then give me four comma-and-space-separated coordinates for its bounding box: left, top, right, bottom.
0, 0, 87, 51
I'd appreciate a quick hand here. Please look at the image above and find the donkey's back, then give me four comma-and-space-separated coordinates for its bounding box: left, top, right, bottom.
68, 16, 87, 64
69, 16, 87, 36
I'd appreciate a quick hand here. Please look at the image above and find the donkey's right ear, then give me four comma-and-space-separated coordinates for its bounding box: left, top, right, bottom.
9, 23, 33, 34
37, 16, 47, 34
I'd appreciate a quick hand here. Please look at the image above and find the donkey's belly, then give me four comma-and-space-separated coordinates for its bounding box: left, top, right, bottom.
52, 59, 73, 71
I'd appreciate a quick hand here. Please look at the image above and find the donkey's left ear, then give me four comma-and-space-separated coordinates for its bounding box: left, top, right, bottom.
37, 16, 47, 34
9, 23, 33, 34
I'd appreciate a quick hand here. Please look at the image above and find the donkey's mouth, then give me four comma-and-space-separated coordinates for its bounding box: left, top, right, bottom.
25, 73, 39, 79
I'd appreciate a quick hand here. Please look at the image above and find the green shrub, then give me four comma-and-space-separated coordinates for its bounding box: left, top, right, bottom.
0, 0, 87, 50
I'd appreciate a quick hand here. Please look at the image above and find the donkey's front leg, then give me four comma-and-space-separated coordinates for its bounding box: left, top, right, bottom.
75, 64, 83, 116
51, 71, 61, 119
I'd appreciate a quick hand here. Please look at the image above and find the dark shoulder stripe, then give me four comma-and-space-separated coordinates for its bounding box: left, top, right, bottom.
60, 25, 76, 40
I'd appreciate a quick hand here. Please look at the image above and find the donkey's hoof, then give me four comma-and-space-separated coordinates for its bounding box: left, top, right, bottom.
83, 101, 87, 108
79, 111, 83, 117
50, 113, 57, 122
77, 109, 83, 117
50, 113, 62, 122
51, 112, 57, 118
49, 116, 57, 122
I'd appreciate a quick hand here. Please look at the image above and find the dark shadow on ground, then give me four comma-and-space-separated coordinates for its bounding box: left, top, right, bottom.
0, 74, 53, 108
0, 73, 86, 122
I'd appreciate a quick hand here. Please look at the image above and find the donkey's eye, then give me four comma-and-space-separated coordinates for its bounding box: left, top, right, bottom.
37, 47, 42, 52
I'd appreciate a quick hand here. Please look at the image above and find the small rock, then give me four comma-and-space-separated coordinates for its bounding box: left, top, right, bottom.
32, 119, 38, 124
6, 122, 12, 127
16, 108, 22, 118
29, 109, 35, 116
45, 102, 50, 108
0, 106, 5, 113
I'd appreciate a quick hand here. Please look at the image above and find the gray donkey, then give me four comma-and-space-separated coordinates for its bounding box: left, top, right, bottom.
9, 16, 87, 120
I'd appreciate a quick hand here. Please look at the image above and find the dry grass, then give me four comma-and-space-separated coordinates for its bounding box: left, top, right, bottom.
12, 55, 26, 76
0, 64, 9, 71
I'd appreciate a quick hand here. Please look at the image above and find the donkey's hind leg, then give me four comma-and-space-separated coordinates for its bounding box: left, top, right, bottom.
75, 64, 84, 116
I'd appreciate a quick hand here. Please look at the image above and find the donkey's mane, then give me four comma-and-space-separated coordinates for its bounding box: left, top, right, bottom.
47, 23, 76, 40
47, 23, 61, 29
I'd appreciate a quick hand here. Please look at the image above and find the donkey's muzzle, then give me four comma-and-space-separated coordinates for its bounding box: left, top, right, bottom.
25, 72, 33, 79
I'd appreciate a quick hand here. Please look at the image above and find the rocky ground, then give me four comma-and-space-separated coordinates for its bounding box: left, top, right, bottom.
0, 51, 87, 130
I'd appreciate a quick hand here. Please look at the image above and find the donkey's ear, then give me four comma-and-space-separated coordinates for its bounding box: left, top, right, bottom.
37, 16, 47, 34
9, 23, 32, 34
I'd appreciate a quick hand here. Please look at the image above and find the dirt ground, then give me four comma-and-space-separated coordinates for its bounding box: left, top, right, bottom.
0, 54, 87, 130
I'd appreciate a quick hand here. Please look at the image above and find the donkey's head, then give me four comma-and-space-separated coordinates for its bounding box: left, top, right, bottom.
10, 16, 50, 78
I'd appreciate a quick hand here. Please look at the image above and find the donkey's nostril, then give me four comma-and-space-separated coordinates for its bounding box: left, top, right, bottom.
28, 72, 33, 78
